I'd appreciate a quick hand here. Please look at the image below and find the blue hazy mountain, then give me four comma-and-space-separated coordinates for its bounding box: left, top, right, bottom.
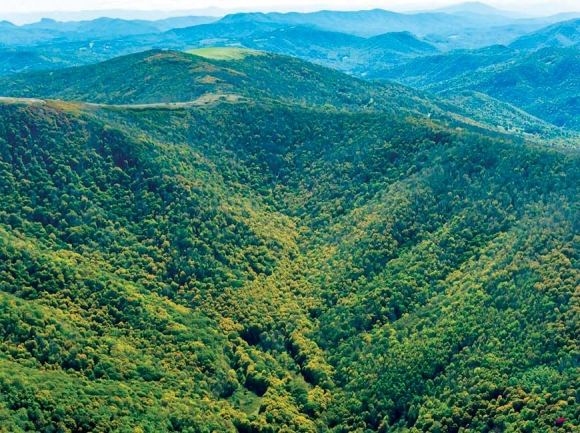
0, 15, 218, 47
510, 18, 580, 50
215, 9, 509, 38
430, 1, 527, 18
377, 42, 580, 130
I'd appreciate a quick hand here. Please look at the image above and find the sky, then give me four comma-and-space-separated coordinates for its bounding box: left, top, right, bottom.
1, 0, 579, 22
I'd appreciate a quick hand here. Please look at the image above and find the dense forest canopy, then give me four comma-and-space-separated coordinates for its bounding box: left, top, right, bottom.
2, 49, 578, 147
0, 13, 580, 428
0, 74, 580, 431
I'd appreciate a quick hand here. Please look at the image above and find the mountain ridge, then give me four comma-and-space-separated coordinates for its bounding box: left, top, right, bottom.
510, 18, 580, 50
2, 47, 575, 146
431, 1, 525, 18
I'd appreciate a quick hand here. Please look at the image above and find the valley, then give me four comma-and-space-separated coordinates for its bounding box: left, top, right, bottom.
1, 2, 580, 432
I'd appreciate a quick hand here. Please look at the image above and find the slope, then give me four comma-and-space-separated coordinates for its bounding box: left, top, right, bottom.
432, 47, 580, 129
2, 71, 580, 431
0, 98, 323, 432
0, 49, 67, 75
378, 43, 580, 131
237, 27, 439, 75
510, 18, 580, 50
371, 44, 518, 87
3, 47, 576, 147
0, 49, 443, 116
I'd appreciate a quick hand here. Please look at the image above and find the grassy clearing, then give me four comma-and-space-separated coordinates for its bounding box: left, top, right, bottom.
188, 47, 263, 60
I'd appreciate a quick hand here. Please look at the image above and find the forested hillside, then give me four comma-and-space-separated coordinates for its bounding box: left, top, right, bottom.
1, 44, 580, 431
0, 49, 421, 109
379, 44, 580, 131
510, 19, 580, 50
1, 49, 575, 146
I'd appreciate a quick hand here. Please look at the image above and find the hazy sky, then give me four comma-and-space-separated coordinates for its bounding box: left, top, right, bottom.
1, 0, 578, 16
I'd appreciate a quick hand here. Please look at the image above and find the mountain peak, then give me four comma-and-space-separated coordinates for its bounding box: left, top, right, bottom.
432, 1, 523, 17
218, 12, 272, 24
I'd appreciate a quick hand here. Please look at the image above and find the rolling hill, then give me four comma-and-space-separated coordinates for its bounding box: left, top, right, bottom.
371, 44, 517, 87
378, 42, 580, 130
2, 45, 580, 431
0, 50, 67, 75
2, 47, 574, 145
0, 49, 428, 111
431, 47, 580, 130
510, 18, 580, 50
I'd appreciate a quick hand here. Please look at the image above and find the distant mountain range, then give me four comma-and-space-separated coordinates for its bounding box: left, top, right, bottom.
1, 2, 580, 134
373, 19, 580, 130
0, 2, 513, 24
0, 5, 576, 50
430, 1, 529, 18
1, 5, 579, 77
0, 16, 219, 47
0, 8, 227, 25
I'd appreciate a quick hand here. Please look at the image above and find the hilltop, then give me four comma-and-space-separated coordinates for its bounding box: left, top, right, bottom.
0, 49, 397, 108
3, 47, 576, 146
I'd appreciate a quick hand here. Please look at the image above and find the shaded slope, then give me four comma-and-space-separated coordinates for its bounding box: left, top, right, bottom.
238, 27, 439, 75
432, 47, 580, 129
0, 49, 65, 75
372, 44, 517, 87
363, 31, 439, 54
